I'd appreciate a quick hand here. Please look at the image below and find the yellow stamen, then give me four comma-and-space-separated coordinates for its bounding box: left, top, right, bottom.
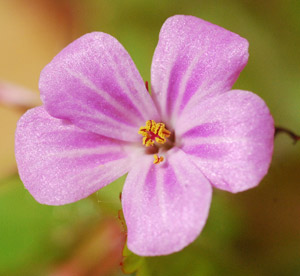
139, 120, 171, 165
153, 154, 164, 164
138, 120, 171, 147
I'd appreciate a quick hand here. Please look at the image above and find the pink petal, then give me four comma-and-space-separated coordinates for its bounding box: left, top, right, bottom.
15, 107, 132, 205
122, 148, 212, 256
151, 15, 249, 123
0, 81, 40, 109
39, 32, 159, 142
177, 90, 274, 193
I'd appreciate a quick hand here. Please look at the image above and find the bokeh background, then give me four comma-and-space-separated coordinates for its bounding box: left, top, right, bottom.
0, 0, 299, 275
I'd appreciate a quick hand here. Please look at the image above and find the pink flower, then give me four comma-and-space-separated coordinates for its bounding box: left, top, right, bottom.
15, 15, 274, 256
0, 81, 40, 109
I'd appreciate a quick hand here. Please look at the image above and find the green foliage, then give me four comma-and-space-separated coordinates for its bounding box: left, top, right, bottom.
0, 176, 101, 275
122, 243, 146, 275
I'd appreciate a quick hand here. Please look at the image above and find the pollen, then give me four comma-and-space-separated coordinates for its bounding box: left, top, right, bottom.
153, 154, 164, 164
138, 120, 171, 147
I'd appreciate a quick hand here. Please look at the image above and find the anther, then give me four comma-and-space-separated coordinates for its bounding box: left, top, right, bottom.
153, 154, 164, 164
138, 120, 171, 147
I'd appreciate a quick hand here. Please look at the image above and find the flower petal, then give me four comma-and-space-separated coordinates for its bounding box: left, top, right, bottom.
151, 15, 249, 124
15, 107, 132, 205
122, 148, 212, 256
0, 81, 40, 109
39, 32, 159, 142
177, 90, 274, 193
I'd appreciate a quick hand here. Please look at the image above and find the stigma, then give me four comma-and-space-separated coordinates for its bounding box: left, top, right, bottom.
138, 120, 171, 147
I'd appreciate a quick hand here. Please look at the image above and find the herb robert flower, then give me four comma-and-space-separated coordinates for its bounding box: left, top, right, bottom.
15, 15, 274, 256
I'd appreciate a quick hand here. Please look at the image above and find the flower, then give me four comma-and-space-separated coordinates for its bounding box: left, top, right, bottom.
0, 81, 40, 109
15, 15, 274, 256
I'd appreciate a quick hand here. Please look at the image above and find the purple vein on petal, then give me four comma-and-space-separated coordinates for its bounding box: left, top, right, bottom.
56, 110, 138, 141
156, 167, 168, 224
67, 158, 131, 190
181, 122, 224, 138
46, 147, 126, 166
143, 164, 157, 201
111, 53, 159, 122
65, 68, 141, 125
171, 47, 207, 119
183, 144, 229, 160
165, 56, 188, 120
162, 163, 179, 202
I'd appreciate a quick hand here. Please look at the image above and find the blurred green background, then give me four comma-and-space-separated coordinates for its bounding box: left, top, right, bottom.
0, 0, 299, 275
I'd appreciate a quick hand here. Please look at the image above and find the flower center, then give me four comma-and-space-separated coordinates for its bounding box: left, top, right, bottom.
138, 120, 171, 164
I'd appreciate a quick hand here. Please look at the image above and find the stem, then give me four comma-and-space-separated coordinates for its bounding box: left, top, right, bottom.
275, 126, 300, 144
